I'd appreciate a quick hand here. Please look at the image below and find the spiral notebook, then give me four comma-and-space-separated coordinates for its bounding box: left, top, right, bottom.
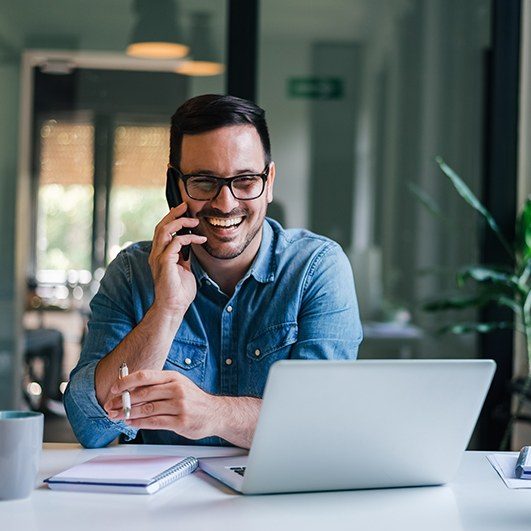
44, 454, 199, 494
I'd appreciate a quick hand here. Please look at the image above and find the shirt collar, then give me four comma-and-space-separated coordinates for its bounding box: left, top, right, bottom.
190, 218, 277, 286
249, 218, 276, 283
191, 253, 209, 284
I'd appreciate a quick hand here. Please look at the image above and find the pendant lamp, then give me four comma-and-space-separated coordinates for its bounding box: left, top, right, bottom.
127, 0, 189, 59
175, 11, 224, 76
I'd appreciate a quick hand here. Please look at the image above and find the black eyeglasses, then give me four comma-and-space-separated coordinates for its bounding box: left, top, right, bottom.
169, 164, 270, 201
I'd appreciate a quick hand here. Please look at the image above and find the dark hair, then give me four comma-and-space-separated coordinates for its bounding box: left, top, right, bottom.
169, 94, 271, 168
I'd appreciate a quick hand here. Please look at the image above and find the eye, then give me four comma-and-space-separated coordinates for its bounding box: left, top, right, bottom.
188, 176, 217, 191
233, 176, 261, 189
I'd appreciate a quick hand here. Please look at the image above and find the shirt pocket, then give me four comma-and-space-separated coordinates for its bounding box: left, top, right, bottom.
245, 322, 298, 396
164, 338, 208, 387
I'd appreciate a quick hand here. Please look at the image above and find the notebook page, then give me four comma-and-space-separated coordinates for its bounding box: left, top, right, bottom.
486, 453, 531, 489
51, 455, 190, 484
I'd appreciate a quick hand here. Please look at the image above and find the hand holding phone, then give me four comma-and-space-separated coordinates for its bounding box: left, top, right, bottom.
149, 203, 206, 316
146, 168, 207, 317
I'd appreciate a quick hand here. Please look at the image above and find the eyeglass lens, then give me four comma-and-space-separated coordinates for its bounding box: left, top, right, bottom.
186, 175, 264, 200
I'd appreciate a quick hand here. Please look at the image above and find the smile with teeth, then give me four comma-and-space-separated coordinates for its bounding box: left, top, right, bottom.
205, 216, 244, 228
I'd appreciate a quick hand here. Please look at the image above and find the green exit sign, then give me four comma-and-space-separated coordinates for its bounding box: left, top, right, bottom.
288, 77, 344, 100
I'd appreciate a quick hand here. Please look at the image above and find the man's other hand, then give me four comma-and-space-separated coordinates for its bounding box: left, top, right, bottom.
104, 369, 220, 440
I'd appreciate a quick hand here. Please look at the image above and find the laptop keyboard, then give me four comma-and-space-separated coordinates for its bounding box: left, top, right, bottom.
230, 467, 246, 477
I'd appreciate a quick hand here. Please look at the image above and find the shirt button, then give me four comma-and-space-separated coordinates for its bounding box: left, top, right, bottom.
205, 280, 211, 286
225, 358, 233, 366
254, 349, 261, 357
184, 358, 192, 365
226, 305, 233, 313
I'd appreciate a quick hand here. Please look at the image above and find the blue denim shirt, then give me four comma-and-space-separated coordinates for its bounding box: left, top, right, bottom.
64, 219, 362, 448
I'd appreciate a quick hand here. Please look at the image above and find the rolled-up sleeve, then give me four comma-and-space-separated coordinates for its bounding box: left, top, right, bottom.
290, 242, 363, 360
64, 250, 139, 448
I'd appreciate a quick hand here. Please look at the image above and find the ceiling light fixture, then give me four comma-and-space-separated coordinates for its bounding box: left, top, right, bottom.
127, 0, 189, 60
175, 12, 224, 76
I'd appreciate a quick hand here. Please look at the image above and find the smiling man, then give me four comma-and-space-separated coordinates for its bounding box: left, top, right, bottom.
64, 94, 363, 449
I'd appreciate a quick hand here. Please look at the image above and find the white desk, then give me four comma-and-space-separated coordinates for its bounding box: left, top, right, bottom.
1, 443, 530, 531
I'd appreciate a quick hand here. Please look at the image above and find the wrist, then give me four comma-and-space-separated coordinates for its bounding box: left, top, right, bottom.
148, 301, 185, 328
209, 395, 230, 439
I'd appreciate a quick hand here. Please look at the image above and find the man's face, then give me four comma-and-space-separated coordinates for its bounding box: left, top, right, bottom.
178, 124, 275, 260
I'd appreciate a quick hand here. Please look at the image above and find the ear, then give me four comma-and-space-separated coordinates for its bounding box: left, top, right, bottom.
266, 162, 276, 204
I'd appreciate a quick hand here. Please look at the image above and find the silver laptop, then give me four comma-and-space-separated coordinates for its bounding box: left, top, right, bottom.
199, 359, 495, 494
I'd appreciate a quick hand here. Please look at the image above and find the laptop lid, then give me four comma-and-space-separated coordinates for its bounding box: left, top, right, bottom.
240, 359, 495, 494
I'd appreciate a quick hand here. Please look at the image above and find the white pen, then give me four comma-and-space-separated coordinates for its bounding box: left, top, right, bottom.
119, 362, 131, 420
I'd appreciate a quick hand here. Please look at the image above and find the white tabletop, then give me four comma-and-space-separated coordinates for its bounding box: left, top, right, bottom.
1, 443, 530, 531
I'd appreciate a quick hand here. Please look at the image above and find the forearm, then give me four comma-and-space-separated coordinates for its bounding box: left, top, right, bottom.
212, 396, 262, 449
95, 303, 183, 406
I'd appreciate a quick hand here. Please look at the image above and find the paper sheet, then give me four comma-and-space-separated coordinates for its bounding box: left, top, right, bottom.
486, 453, 531, 489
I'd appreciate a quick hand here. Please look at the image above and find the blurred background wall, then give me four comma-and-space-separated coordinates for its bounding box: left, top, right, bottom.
0, 0, 527, 448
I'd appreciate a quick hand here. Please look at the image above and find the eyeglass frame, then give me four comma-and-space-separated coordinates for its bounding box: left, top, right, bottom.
167, 163, 271, 201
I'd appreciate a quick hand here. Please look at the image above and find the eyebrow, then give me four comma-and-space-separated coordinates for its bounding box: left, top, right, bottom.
185, 168, 260, 175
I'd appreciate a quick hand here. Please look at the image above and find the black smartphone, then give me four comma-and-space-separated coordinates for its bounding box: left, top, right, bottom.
166, 167, 192, 261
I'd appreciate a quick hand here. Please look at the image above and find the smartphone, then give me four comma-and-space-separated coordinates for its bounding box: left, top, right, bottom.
166, 167, 192, 261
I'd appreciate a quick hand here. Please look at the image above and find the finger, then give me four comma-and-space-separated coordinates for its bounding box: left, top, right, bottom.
112, 399, 178, 421
105, 382, 176, 412
160, 216, 200, 237
156, 203, 188, 229
126, 415, 177, 430
168, 217, 200, 235
152, 222, 206, 262
153, 235, 206, 275
110, 369, 176, 395
159, 233, 207, 263
151, 217, 199, 258
150, 203, 189, 256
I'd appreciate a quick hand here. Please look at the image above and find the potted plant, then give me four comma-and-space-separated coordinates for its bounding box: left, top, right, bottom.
413, 157, 531, 450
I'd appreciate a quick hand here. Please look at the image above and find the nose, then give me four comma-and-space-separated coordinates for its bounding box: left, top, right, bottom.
209, 182, 239, 213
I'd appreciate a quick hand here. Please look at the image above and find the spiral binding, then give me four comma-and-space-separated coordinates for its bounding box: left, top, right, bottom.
150, 457, 199, 489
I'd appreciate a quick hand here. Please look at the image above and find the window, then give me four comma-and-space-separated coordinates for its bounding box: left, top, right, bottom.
108, 124, 169, 262
37, 119, 94, 278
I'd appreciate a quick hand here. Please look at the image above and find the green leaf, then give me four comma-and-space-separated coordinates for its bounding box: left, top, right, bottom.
496, 295, 523, 315
408, 182, 446, 220
423, 292, 521, 316
518, 261, 531, 286
516, 196, 531, 264
423, 295, 484, 312
524, 289, 531, 318
436, 157, 514, 259
438, 322, 515, 335
457, 266, 520, 292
